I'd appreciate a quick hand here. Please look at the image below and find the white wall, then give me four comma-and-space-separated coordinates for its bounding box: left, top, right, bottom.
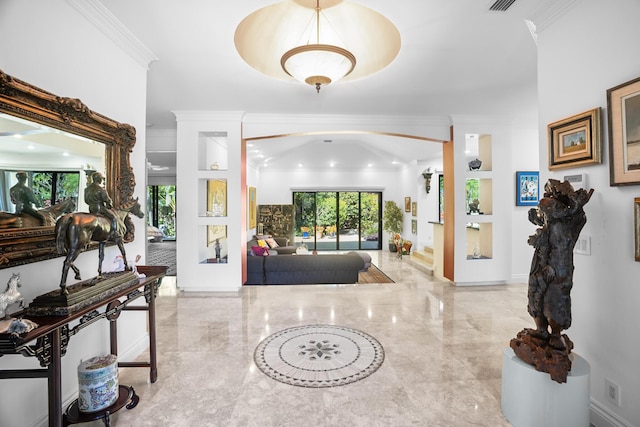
537, 1, 640, 425
0, 1, 150, 426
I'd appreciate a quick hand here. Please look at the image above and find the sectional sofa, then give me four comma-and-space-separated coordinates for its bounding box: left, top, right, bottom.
246, 251, 364, 285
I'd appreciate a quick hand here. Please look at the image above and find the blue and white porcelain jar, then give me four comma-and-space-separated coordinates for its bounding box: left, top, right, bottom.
77, 354, 119, 413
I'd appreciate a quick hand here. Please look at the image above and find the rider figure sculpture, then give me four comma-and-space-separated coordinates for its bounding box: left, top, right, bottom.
84, 172, 118, 238
10, 171, 45, 225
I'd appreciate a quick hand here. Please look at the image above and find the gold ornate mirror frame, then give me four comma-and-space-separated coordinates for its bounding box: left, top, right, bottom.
0, 68, 137, 268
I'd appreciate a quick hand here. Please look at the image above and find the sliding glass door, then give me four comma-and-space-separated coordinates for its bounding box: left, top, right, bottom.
293, 191, 381, 251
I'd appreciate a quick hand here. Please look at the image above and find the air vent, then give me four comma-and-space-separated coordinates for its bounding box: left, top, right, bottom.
489, 0, 517, 12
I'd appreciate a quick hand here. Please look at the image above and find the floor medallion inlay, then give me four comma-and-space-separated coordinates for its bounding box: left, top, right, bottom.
253, 324, 385, 388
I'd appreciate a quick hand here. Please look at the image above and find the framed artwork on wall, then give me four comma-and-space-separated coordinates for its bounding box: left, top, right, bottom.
411, 201, 417, 217
516, 171, 539, 206
248, 186, 256, 228
548, 107, 601, 170
404, 197, 411, 212
411, 219, 417, 234
607, 76, 640, 186
635, 198, 640, 261
207, 179, 227, 216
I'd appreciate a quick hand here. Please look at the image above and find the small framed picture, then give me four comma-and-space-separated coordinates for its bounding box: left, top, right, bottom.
411, 202, 417, 217
548, 107, 601, 170
635, 198, 640, 261
516, 171, 539, 206
404, 197, 411, 212
411, 219, 417, 234
608, 76, 640, 186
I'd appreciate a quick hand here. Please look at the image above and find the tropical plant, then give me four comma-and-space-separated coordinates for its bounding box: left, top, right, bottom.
382, 200, 403, 237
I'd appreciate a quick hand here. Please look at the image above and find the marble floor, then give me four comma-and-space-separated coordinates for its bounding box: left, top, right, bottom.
95, 251, 531, 426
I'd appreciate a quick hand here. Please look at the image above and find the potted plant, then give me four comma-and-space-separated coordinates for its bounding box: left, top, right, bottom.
383, 200, 403, 251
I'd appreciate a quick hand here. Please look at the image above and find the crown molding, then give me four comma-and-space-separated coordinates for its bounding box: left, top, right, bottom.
529, 0, 579, 34
67, 0, 158, 69
242, 113, 452, 128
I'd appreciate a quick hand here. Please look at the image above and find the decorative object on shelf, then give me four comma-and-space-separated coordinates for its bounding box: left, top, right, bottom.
548, 107, 602, 171
404, 197, 411, 212
467, 199, 482, 215
77, 354, 119, 413
607, 76, 640, 185
235, 0, 400, 93
207, 225, 226, 247
422, 167, 433, 194
411, 202, 417, 217
382, 201, 403, 251
510, 179, 594, 383
0, 273, 24, 319
55, 199, 145, 295
516, 171, 540, 206
209, 162, 219, 170
468, 158, 482, 170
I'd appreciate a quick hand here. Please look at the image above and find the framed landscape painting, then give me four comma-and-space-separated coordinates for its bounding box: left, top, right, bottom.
404, 197, 411, 212
607, 76, 640, 186
548, 108, 601, 170
516, 171, 539, 206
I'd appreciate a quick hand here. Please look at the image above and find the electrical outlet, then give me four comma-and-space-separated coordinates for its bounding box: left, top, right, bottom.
574, 235, 591, 255
605, 378, 621, 407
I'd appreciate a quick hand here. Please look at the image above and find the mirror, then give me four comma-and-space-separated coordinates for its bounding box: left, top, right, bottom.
0, 68, 137, 269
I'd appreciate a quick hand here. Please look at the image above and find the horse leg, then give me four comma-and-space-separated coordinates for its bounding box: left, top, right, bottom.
116, 239, 130, 271
98, 242, 106, 278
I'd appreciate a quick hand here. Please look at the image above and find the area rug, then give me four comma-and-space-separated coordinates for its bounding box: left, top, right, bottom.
146, 241, 176, 276
254, 324, 385, 388
357, 264, 394, 284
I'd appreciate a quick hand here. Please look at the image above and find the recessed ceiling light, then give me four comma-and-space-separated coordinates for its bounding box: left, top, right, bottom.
367, 163, 373, 167
298, 163, 303, 167
329, 162, 335, 167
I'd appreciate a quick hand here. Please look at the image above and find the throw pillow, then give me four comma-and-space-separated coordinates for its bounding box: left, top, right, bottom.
257, 239, 267, 248
251, 246, 270, 256
265, 238, 279, 248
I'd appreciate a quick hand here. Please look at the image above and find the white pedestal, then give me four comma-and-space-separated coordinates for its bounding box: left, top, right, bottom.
501, 347, 590, 427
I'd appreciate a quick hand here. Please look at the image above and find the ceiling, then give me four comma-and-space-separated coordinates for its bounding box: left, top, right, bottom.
98, 0, 544, 176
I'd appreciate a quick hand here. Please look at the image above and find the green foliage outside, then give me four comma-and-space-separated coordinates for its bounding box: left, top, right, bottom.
148, 185, 176, 238
293, 191, 380, 239
32, 171, 79, 207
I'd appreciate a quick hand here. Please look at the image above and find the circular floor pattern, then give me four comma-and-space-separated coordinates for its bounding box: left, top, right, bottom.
253, 324, 384, 388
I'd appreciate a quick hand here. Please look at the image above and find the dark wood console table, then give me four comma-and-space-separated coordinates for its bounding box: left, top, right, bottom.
0, 265, 167, 427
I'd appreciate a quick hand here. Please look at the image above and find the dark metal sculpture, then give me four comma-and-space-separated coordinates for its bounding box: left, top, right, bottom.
55, 199, 144, 294
0, 198, 76, 229
510, 179, 593, 383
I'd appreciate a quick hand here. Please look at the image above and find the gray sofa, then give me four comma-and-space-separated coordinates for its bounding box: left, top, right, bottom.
246, 252, 364, 285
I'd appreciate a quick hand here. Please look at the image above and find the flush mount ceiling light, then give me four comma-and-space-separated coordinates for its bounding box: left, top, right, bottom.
235, 0, 400, 93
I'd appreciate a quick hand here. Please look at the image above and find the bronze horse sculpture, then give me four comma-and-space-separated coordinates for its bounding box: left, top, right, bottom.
0, 197, 76, 229
55, 199, 144, 294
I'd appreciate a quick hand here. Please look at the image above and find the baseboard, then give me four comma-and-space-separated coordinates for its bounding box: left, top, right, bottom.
591, 399, 634, 427
509, 274, 528, 284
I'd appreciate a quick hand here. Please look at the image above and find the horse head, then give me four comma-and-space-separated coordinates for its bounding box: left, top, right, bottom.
119, 197, 145, 219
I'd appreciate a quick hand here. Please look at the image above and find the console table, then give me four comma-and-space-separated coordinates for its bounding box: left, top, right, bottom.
0, 265, 167, 427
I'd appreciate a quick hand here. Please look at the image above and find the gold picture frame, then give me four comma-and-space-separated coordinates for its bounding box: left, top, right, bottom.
548, 107, 601, 170
607, 76, 640, 185
207, 179, 227, 216
404, 197, 411, 212
635, 198, 640, 261
248, 186, 256, 228
411, 201, 417, 217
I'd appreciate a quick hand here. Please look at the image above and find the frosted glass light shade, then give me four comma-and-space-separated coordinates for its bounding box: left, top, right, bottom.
281, 44, 356, 87
235, 1, 400, 88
